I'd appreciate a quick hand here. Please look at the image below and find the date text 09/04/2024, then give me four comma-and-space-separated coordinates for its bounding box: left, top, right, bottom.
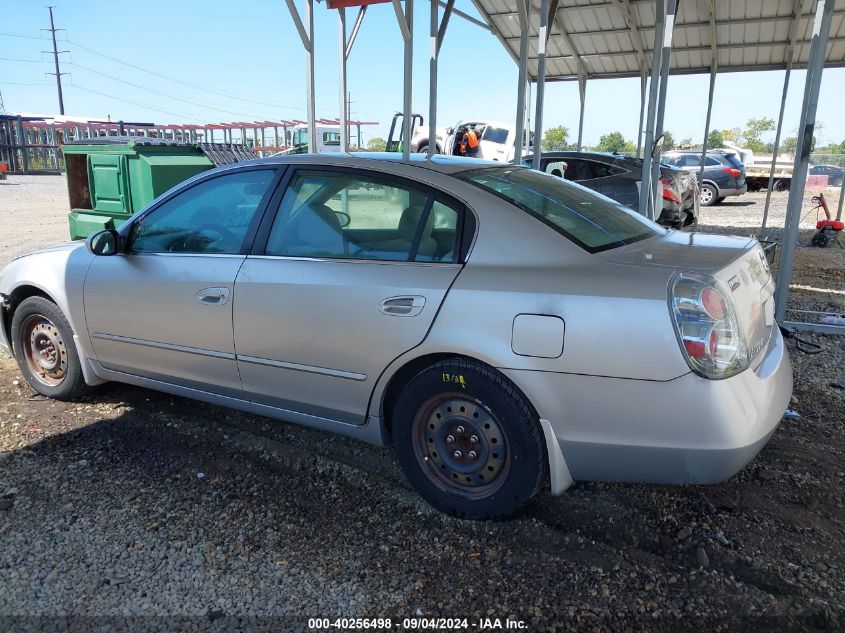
308, 617, 528, 630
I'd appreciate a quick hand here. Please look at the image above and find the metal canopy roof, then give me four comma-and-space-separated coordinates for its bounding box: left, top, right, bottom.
472, 0, 845, 81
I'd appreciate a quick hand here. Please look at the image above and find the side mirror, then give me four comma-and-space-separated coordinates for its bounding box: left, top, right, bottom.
446, 127, 454, 136
652, 133, 665, 158
86, 229, 119, 256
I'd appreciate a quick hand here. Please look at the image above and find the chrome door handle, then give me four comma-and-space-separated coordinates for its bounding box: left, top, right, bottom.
378, 295, 425, 317
195, 287, 230, 306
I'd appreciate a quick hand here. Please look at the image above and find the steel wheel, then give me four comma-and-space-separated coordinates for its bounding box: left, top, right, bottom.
19, 313, 68, 387
412, 394, 510, 499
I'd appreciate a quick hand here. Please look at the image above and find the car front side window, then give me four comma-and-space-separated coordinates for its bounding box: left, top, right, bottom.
264, 171, 460, 263
129, 170, 276, 254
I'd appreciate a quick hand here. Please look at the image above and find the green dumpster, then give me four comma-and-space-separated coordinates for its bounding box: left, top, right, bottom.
63, 137, 253, 240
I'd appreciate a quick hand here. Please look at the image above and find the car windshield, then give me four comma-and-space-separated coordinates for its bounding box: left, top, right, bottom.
457, 166, 663, 253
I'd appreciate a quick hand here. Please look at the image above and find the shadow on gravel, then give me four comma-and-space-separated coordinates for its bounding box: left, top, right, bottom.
0, 379, 842, 630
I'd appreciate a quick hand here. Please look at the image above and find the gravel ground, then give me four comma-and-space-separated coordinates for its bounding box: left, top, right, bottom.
0, 175, 843, 631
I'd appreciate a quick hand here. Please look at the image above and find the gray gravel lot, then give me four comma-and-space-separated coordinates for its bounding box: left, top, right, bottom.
0, 174, 843, 632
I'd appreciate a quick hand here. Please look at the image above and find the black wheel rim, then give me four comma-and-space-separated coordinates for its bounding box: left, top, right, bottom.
19, 314, 68, 387
412, 394, 510, 499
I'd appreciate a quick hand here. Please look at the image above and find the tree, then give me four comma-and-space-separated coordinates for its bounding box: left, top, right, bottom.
595, 131, 635, 154
779, 136, 798, 155
741, 117, 776, 152
662, 131, 675, 150
366, 137, 386, 151
706, 129, 724, 149
542, 126, 572, 151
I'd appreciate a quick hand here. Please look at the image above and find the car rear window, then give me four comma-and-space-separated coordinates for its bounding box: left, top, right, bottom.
724, 153, 744, 169
457, 166, 663, 253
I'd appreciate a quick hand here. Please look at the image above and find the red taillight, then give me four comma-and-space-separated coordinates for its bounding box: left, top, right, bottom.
701, 287, 727, 320
723, 167, 741, 178
661, 179, 680, 203
708, 328, 719, 357
669, 273, 750, 379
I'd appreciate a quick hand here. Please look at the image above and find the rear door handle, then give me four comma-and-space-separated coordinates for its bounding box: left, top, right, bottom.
378, 295, 426, 317
195, 287, 230, 306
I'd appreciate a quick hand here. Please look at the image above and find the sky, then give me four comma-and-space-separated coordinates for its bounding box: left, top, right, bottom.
2, 0, 845, 149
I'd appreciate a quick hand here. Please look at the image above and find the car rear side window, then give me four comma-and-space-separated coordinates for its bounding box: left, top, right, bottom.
264, 171, 461, 263
724, 154, 744, 169
458, 166, 662, 253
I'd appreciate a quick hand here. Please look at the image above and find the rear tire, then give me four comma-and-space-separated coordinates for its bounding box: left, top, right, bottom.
699, 184, 718, 206
11, 296, 88, 401
393, 358, 548, 520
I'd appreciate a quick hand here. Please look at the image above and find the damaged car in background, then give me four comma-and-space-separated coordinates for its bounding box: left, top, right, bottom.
0, 153, 790, 520
522, 150, 699, 228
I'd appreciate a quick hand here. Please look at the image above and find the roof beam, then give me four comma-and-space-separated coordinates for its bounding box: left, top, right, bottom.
611, 0, 648, 73
438, 0, 490, 32
524, 36, 845, 63
783, 0, 805, 65
498, 9, 845, 40
467, 0, 520, 65
545, 0, 587, 79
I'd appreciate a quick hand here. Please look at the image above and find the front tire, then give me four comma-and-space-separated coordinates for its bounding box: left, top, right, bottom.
11, 296, 88, 400
393, 358, 547, 520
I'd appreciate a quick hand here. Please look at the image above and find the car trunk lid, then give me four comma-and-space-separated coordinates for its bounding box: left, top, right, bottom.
604, 231, 775, 367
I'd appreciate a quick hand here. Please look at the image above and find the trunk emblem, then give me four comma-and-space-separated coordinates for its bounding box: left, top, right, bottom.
728, 275, 741, 291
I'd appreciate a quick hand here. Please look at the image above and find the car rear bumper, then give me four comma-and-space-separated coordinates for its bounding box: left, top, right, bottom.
720, 185, 747, 197
502, 326, 792, 485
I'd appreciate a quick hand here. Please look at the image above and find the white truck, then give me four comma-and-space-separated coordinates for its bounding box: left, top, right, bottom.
723, 142, 794, 191
285, 124, 342, 154
412, 120, 533, 162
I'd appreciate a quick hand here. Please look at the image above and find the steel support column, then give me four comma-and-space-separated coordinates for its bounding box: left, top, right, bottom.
698, 62, 717, 201
532, 0, 549, 171
761, 67, 794, 231
648, 0, 676, 219
393, 0, 413, 160
305, 0, 316, 152
338, 8, 349, 151
514, 0, 529, 163
775, 0, 835, 323
762, 0, 804, 231
285, 0, 317, 153
637, 0, 665, 219
577, 74, 587, 151
429, 0, 454, 158
637, 68, 646, 157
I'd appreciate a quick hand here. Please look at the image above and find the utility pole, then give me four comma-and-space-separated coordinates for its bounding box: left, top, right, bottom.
44, 6, 67, 115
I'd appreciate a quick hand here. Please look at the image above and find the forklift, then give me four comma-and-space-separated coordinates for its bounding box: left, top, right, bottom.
385, 112, 423, 152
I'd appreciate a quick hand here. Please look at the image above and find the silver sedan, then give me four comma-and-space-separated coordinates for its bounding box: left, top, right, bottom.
0, 154, 792, 519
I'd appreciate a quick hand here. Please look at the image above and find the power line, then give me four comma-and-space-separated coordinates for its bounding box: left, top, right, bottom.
66, 38, 311, 112
0, 32, 43, 40
0, 57, 46, 63
67, 62, 275, 120
68, 82, 204, 122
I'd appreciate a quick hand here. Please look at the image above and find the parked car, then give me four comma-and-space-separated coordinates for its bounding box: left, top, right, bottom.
521, 151, 699, 227
662, 150, 747, 206
444, 120, 533, 162
0, 154, 791, 519
809, 164, 844, 187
